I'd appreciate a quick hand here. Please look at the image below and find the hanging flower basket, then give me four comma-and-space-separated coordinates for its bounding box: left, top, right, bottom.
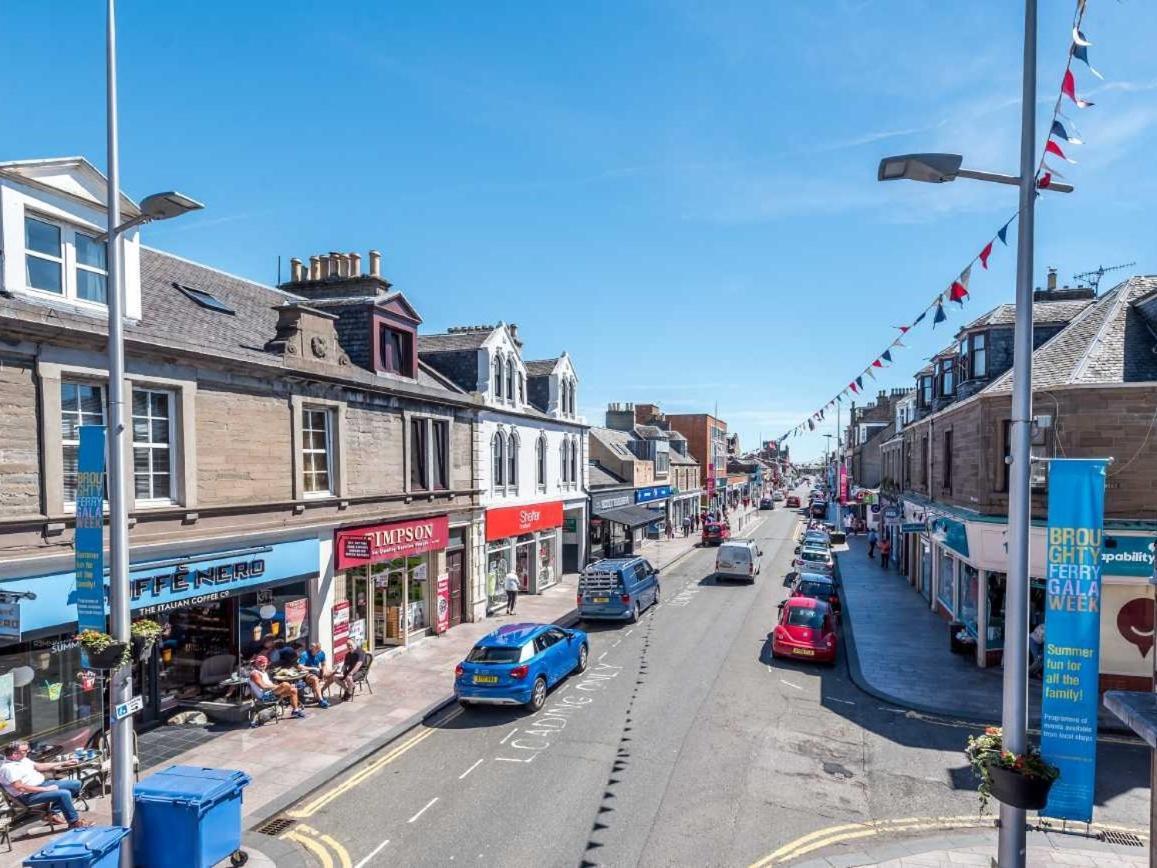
965, 726, 1059, 814
986, 762, 1054, 810
130, 619, 163, 661
76, 629, 131, 670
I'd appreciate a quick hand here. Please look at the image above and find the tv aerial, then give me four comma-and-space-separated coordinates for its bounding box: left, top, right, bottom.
1073, 262, 1136, 294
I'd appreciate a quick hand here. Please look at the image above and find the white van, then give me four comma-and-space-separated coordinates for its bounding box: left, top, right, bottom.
715, 539, 762, 583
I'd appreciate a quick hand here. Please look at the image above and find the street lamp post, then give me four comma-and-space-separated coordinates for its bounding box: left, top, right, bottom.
877, 3, 1052, 864
104, 0, 202, 850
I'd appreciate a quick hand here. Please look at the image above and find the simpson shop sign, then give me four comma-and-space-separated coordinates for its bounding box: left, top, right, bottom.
336, 516, 450, 570
486, 501, 564, 541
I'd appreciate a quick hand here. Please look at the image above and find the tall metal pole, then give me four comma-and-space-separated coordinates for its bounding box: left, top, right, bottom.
106, 0, 136, 851
998, 0, 1037, 864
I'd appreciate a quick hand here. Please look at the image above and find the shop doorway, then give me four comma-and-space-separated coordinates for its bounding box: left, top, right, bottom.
447, 549, 464, 628
372, 564, 406, 648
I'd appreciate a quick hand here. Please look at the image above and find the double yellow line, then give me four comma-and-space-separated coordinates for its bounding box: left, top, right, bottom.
284, 823, 352, 868
288, 706, 462, 819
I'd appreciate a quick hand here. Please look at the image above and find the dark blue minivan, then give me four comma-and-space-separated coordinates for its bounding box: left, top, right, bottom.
578, 557, 660, 622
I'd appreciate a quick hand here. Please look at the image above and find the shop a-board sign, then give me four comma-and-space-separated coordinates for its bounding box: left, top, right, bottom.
331, 600, 351, 666
335, 515, 450, 571
434, 573, 451, 634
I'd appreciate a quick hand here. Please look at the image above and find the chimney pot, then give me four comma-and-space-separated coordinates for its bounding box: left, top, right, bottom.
369, 250, 382, 278
309, 256, 321, 280
290, 258, 303, 282
1047, 267, 1057, 291
349, 252, 361, 276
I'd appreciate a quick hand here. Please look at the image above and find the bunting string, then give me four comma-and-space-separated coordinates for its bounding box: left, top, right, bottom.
777, 0, 1101, 446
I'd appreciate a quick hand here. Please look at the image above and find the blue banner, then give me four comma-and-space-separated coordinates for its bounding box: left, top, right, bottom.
1040, 458, 1106, 822
74, 426, 108, 633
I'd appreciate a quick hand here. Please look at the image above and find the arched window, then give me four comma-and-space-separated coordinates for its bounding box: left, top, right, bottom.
559, 380, 569, 416
569, 436, 578, 485
567, 379, 576, 415
506, 362, 515, 404
518, 372, 525, 404
493, 355, 504, 400
560, 439, 569, 484
508, 431, 519, 489
536, 434, 547, 488
492, 431, 505, 488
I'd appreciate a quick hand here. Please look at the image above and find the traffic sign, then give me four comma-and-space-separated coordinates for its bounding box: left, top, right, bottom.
870, 504, 881, 514
113, 695, 144, 721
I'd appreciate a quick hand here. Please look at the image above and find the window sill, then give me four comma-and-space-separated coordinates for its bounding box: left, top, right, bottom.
12, 286, 111, 316
302, 491, 337, 501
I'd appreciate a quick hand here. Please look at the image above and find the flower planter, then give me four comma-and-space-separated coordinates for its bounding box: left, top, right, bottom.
986, 762, 1054, 810
81, 642, 129, 670
132, 636, 156, 661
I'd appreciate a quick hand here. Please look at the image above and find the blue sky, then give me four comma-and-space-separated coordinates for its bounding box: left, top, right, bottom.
7, 1, 1156, 462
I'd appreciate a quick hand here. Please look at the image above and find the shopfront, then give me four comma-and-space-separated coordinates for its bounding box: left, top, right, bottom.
334, 516, 451, 652
589, 490, 658, 562
485, 502, 564, 613
635, 485, 671, 540
0, 536, 320, 734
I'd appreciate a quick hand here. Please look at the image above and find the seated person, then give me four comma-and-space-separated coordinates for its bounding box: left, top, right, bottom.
0, 742, 93, 829
271, 640, 299, 668
338, 640, 368, 701
247, 655, 307, 722
269, 651, 330, 710
299, 641, 336, 694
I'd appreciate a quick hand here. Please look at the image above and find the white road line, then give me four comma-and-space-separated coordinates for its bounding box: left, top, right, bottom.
625, 629, 634, 637
829, 697, 855, 706
500, 727, 518, 745
780, 679, 803, 690
458, 759, 483, 780
408, 797, 438, 824
353, 837, 391, 868
598, 651, 608, 661
611, 639, 621, 647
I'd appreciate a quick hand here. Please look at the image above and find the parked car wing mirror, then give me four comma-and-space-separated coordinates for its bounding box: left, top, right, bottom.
794, 546, 801, 554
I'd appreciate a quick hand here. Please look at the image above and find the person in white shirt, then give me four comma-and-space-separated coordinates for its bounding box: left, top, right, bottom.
503, 570, 521, 615
0, 742, 92, 828
247, 655, 305, 725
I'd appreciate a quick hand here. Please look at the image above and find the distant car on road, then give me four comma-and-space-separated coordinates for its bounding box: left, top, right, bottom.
772, 597, 838, 664
759, 496, 774, 510
455, 623, 589, 711
702, 521, 731, 546
773, 490, 786, 502
810, 500, 828, 519
786, 494, 801, 508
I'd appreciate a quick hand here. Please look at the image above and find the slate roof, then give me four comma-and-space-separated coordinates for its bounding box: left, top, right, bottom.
669, 451, 698, 466
961, 299, 1092, 331
590, 426, 637, 458
985, 277, 1157, 393
524, 359, 558, 377
588, 462, 627, 487
418, 329, 494, 352
634, 424, 667, 440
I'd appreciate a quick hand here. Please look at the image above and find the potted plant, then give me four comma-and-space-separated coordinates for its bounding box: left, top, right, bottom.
76, 629, 130, 669
131, 619, 164, 660
965, 726, 1059, 813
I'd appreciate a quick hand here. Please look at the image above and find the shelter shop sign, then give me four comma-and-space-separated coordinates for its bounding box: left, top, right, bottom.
336, 516, 450, 571
486, 501, 564, 541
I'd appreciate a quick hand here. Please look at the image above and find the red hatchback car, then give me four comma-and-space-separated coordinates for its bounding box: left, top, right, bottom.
772, 597, 838, 664
701, 521, 731, 546
785, 495, 801, 508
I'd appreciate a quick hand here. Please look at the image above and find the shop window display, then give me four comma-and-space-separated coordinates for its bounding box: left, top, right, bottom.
238, 582, 311, 658
487, 542, 512, 613
957, 563, 979, 637
937, 550, 954, 613
538, 531, 558, 588
0, 641, 102, 751
515, 535, 534, 592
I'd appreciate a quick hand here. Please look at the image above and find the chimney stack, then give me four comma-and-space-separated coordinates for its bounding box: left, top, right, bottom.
369, 250, 382, 278
1047, 267, 1057, 291
290, 258, 303, 282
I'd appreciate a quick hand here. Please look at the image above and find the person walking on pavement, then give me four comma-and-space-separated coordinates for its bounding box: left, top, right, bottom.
503, 569, 520, 615
682, 515, 692, 537
867, 528, 878, 560
879, 536, 892, 570
843, 512, 854, 537
664, 519, 674, 540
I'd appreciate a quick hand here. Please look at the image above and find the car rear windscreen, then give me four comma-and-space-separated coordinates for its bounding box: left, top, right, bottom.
787, 608, 825, 628
800, 550, 828, 562
798, 581, 833, 597
466, 645, 523, 663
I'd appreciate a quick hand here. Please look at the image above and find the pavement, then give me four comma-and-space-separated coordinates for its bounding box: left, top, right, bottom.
836, 532, 1126, 733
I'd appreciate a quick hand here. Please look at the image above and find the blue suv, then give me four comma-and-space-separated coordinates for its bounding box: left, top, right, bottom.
577, 557, 660, 622
455, 623, 589, 711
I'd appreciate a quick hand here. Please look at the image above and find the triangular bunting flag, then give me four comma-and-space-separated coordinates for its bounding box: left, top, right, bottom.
932, 302, 947, 327
1038, 172, 1053, 189
1050, 119, 1083, 145
849, 381, 859, 394
949, 280, 969, 305
959, 264, 972, 288
896, 325, 910, 334
1061, 69, 1093, 108
1041, 161, 1068, 180
1072, 44, 1102, 78
1045, 139, 1076, 163
855, 376, 863, 389
872, 359, 883, 368
882, 350, 893, 363
893, 338, 906, 348
808, 419, 815, 431
997, 222, 1010, 245
865, 368, 876, 381
1072, 27, 1091, 47
913, 310, 927, 326
979, 242, 993, 269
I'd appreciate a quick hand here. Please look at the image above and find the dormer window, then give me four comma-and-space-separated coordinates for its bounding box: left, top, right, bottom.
494, 356, 505, 400
970, 333, 987, 378
919, 375, 933, 408
939, 358, 955, 397
379, 326, 414, 377
24, 215, 108, 304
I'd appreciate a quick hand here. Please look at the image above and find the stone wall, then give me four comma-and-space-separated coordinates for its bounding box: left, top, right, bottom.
196, 384, 295, 505
0, 355, 40, 517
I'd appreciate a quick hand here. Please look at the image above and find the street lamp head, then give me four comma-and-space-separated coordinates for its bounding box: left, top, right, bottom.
138, 191, 204, 222
877, 153, 963, 184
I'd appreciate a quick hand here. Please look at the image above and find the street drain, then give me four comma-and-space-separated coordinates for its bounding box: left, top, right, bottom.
255, 817, 296, 837
1100, 830, 1144, 847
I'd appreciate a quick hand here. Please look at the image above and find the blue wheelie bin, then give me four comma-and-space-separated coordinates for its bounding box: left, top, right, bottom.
133, 765, 252, 867
23, 826, 130, 868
